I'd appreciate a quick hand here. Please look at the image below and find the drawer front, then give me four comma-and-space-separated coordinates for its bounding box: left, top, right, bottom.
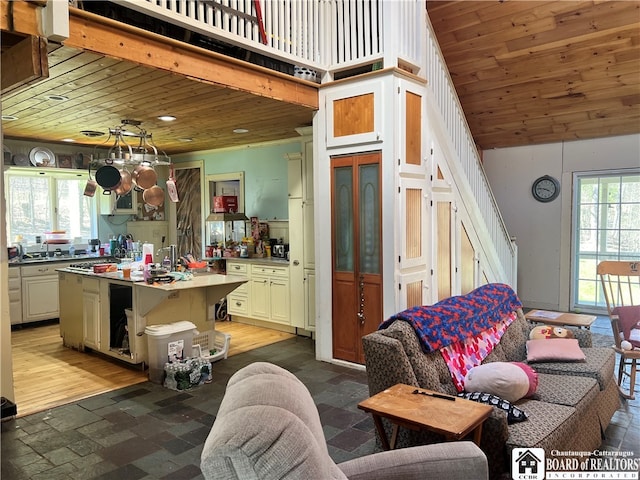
9, 277, 21, 291
21, 264, 58, 276
227, 262, 248, 275
9, 289, 21, 302
9, 267, 20, 279
83, 277, 100, 293
227, 294, 248, 316
251, 265, 289, 277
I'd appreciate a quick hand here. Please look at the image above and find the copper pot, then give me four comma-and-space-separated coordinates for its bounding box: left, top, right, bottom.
132, 164, 157, 190
114, 168, 132, 195
142, 185, 164, 206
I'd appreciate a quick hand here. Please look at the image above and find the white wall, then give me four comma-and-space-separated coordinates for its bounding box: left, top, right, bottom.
483, 134, 640, 311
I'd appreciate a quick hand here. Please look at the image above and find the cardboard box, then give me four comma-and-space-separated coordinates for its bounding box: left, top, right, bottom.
213, 195, 238, 213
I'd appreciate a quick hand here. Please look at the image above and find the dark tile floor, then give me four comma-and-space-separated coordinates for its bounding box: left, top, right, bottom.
2, 317, 638, 480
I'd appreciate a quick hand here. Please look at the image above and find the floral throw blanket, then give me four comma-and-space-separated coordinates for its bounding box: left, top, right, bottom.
441, 311, 517, 391
378, 283, 522, 352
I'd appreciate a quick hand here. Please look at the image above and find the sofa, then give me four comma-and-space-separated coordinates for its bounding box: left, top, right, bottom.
200, 361, 489, 480
362, 285, 620, 479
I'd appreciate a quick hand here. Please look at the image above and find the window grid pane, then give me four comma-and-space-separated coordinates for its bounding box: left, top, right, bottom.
574, 172, 640, 312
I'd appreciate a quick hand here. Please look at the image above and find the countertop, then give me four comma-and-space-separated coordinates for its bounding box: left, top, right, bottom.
208, 256, 289, 265
9, 255, 116, 267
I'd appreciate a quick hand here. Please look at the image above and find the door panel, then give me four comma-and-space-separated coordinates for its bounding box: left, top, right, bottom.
332, 153, 382, 364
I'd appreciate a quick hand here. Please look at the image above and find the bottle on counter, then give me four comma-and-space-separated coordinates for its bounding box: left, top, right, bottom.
143, 253, 153, 281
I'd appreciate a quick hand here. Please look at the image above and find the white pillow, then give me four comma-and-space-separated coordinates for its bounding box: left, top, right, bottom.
464, 362, 537, 403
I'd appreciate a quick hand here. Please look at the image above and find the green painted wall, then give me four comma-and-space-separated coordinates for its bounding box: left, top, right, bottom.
174, 140, 301, 220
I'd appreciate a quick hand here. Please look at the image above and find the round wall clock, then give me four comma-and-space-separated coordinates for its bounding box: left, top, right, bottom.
532, 175, 560, 202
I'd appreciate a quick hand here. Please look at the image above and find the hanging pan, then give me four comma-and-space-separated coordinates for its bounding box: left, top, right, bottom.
95, 160, 121, 195
166, 164, 179, 202
114, 168, 133, 196
143, 185, 165, 207
83, 163, 98, 197
132, 163, 157, 190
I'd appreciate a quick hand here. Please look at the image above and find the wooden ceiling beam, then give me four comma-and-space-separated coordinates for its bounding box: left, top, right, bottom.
64, 8, 318, 110
1, 34, 48, 94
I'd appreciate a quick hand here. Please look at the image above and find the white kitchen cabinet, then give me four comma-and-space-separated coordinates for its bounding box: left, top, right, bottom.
304, 270, 316, 330
288, 130, 315, 330
99, 190, 137, 215
82, 278, 101, 350
250, 265, 290, 325
9, 267, 22, 325
288, 154, 303, 198
269, 276, 290, 324
226, 262, 249, 317
21, 264, 60, 322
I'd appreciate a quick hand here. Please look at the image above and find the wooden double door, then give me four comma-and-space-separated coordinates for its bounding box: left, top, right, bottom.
331, 152, 382, 364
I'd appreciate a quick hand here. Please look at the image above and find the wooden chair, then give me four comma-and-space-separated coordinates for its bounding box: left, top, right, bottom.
597, 260, 640, 400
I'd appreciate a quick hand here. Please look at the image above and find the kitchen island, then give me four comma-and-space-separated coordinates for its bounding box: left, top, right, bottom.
57, 267, 247, 366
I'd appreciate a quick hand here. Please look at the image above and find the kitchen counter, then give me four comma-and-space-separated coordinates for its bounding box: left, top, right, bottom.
205, 256, 289, 266
57, 268, 248, 365
10, 254, 115, 266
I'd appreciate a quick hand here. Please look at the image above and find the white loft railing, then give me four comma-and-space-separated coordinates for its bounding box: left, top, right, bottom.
105, 0, 514, 283
112, 0, 423, 76
425, 16, 517, 286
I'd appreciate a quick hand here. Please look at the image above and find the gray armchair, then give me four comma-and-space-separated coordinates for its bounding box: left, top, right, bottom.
200, 362, 488, 480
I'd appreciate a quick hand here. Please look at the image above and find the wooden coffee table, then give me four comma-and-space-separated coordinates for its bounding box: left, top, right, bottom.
357, 383, 492, 450
525, 310, 597, 329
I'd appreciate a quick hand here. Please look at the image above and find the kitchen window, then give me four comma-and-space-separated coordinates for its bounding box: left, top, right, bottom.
5, 169, 96, 245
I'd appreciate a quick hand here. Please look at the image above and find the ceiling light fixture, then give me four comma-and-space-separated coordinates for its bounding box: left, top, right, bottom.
233, 128, 249, 134
158, 115, 176, 122
62, 138, 76, 143
80, 130, 105, 138
178, 138, 194, 142
45, 94, 69, 102
2, 115, 18, 121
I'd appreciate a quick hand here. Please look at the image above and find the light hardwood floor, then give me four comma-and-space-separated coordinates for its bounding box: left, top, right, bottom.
10, 320, 295, 418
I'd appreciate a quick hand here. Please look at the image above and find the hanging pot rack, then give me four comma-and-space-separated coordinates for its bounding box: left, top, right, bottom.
90, 119, 171, 168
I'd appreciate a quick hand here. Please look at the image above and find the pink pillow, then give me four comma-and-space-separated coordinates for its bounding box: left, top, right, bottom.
526, 338, 586, 362
613, 305, 640, 348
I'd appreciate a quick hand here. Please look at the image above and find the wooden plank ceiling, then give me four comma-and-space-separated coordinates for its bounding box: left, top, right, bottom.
426, 0, 640, 150
1, 44, 316, 154
1, 0, 639, 154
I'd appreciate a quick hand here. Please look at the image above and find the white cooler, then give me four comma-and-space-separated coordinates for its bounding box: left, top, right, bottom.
144, 321, 198, 384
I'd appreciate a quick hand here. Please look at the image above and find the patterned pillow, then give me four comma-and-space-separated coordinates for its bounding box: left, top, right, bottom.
457, 391, 528, 424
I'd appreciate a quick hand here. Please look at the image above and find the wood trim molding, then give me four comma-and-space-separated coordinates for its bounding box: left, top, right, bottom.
64, 7, 318, 110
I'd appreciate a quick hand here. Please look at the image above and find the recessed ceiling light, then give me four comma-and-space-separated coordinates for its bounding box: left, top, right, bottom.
178, 138, 194, 142
62, 138, 75, 143
233, 128, 249, 134
158, 115, 176, 122
2, 115, 18, 121
45, 95, 69, 102
80, 130, 105, 138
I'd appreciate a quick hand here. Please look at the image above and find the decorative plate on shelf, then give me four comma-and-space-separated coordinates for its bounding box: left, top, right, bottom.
13, 153, 30, 166
29, 147, 56, 167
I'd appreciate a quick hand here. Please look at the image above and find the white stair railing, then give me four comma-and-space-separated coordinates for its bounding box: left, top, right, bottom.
425, 17, 516, 286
